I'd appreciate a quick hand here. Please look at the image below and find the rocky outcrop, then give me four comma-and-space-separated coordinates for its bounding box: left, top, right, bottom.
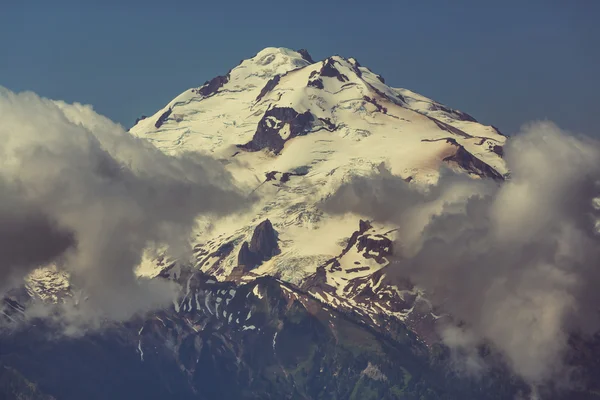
307, 70, 324, 89
255, 75, 281, 102
264, 167, 309, 183
492, 144, 504, 157
319, 58, 349, 82
249, 219, 279, 259
237, 241, 259, 271
421, 137, 504, 180
357, 234, 393, 264
195, 74, 229, 97
236, 219, 280, 271
444, 144, 505, 181
239, 107, 314, 154
297, 48, 315, 64
133, 115, 147, 127
363, 95, 387, 114
318, 117, 336, 131
154, 109, 172, 129
300, 265, 335, 292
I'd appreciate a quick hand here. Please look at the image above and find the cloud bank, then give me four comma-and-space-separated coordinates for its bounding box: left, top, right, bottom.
0, 87, 251, 329
322, 121, 600, 386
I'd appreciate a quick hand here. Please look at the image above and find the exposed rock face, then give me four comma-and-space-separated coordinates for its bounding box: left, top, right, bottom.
255, 75, 281, 102
2, 270, 525, 400
359, 219, 372, 233
427, 116, 472, 138
492, 144, 504, 157
363, 95, 388, 114
196, 74, 229, 97
296, 48, 315, 64
318, 117, 336, 131
357, 234, 393, 264
307, 70, 324, 89
319, 58, 349, 82
249, 219, 279, 260
264, 167, 309, 183
237, 241, 259, 270
240, 107, 314, 154
347, 58, 363, 77
237, 219, 280, 270
132, 115, 147, 128
300, 265, 333, 292
444, 144, 505, 181
421, 137, 504, 180
154, 109, 172, 129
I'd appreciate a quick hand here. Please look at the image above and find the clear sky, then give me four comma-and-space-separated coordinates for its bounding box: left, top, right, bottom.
1, 1, 598, 136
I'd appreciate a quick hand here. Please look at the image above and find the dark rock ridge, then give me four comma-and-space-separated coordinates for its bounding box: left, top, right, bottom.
436, 138, 504, 180
296, 48, 315, 64
368, 82, 406, 106
319, 58, 349, 82
307, 70, 324, 89
255, 75, 281, 102
363, 95, 388, 114
300, 264, 337, 298
194, 73, 230, 97
444, 145, 504, 181
154, 108, 172, 129
347, 58, 363, 77
239, 107, 314, 154
250, 219, 279, 258
357, 234, 393, 264
318, 117, 337, 131
426, 116, 473, 138
264, 167, 309, 183
237, 219, 280, 270
492, 144, 504, 157
237, 241, 260, 271
421, 137, 504, 180
133, 115, 147, 128
316, 220, 375, 275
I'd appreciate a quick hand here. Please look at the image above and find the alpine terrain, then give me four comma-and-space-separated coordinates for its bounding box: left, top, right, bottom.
1, 47, 597, 400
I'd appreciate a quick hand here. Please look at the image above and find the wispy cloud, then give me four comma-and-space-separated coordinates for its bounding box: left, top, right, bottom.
322, 121, 600, 387
0, 87, 253, 332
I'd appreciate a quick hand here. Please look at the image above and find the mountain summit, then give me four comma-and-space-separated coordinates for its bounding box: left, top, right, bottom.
20, 46, 510, 340
126, 46, 507, 334
3, 47, 530, 400
131, 47, 506, 182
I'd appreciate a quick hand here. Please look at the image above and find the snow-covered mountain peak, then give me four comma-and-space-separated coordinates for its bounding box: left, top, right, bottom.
225, 47, 314, 87
32, 47, 508, 343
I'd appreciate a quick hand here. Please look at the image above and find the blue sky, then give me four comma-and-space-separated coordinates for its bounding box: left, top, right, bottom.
1, 1, 598, 136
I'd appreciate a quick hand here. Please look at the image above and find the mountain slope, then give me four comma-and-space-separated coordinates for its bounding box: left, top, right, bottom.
2, 270, 523, 400
127, 47, 507, 339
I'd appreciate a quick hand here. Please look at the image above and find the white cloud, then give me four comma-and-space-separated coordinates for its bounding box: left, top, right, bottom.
0, 87, 253, 330
322, 121, 600, 386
